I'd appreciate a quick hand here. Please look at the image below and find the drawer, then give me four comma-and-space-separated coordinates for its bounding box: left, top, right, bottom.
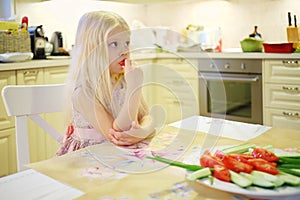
264, 83, 300, 110
264, 108, 300, 130
161, 98, 199, 123
155, 82, 197, 101
264, 60, 300, 84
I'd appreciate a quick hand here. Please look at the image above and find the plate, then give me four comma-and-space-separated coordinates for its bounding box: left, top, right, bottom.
183, 146, 300, 199
46, 56, 70, 60
0, 52, 33, 62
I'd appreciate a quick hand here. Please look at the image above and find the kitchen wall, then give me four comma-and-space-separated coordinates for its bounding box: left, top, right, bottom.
145, 0, 300, 49
14, 0, 146, 51
12, 0, 300, 50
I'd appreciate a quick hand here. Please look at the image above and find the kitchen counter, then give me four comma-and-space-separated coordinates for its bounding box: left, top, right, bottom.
0, 57, 71, 71
1, 52, 299, 71
133, 51, 300, 60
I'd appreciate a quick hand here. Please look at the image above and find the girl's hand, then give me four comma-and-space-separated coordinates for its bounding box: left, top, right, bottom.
109, 121, 152, 146
123, 59, 143, 87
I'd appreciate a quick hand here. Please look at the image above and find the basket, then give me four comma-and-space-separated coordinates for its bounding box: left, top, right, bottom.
240, 37, 263, 52
0, 31, 31, 54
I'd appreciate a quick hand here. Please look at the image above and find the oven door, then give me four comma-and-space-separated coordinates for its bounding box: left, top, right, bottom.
199, 72, 262, 124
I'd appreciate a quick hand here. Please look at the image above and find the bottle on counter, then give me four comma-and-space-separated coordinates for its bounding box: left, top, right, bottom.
249, 26, 262, 39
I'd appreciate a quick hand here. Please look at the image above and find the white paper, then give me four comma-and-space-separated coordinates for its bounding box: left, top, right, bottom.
0, 169, 84, 200
169, 115, 271, 141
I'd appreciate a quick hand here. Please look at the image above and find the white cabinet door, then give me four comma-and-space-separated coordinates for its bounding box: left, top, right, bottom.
264, 108, 300, 130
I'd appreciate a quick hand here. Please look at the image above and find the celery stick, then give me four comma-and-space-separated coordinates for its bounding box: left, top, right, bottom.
278, 168, 300, 177
277, 171, 300, 186
187, 168, 211, 181
222, 143, 256, 154
240, 172, 275, 188
229, 170, 252, 188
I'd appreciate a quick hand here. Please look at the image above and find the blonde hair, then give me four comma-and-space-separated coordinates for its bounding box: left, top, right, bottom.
66, 11, 147, 124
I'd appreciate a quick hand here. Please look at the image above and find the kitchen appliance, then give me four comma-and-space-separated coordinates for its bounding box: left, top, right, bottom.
28, 25, 46, 59
198, 59, 262, 124
50, 31, 63, 55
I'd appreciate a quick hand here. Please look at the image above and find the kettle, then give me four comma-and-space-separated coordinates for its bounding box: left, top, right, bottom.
50, 31, 63, 55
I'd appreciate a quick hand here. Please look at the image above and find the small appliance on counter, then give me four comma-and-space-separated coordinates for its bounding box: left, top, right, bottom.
50, 31, 67, 56
28, 25, 46, 59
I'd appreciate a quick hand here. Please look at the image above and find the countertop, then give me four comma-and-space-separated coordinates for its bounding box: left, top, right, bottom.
0, 52, 300, 71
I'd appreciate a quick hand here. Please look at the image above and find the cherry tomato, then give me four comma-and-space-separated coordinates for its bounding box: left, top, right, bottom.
214, 150, 225, 159
213, 165, 231, 182
200, 151, 224, 168
222, 155, 253, 173
247, 158, 277, 167
252, 147, 279, 162
247, 158, 278, 175
228, 154, 254, 163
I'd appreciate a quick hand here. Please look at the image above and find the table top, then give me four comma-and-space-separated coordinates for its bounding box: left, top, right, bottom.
21, 122, 299, 200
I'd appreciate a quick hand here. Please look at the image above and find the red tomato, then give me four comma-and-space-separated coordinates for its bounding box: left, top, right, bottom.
213, 165, 231, 182
247, 158, 277, 167
229, 154, 254, 163
200, 151, 224, 168
214, 150, 225, 159
252, 148, 279, 162
222, 155, 253, 173
247, 158, 278, 175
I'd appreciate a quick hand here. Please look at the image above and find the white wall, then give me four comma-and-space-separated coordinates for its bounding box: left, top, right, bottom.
145, 0, 300, 48
14, 0, 146, 50
13, 0, 300, 50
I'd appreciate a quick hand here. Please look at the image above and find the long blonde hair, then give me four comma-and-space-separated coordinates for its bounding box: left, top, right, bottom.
66, 11, 147, 123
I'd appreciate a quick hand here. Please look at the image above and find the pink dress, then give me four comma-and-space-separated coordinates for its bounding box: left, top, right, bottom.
56, 82, 126, 156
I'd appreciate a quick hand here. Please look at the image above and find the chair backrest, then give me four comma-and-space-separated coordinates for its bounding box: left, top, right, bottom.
1, 84, 67, 172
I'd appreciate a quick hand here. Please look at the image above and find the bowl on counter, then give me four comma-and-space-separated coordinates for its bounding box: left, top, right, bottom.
263, 42, 294, 53
240, 37, 264, 52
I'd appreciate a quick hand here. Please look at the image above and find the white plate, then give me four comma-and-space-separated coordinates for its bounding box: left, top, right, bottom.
46, 56, 70, 60
0, 52, 33, 62
183, 147, 300, 199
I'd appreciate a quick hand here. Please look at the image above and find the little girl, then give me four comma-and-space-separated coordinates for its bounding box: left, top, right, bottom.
56, 11, 155, 156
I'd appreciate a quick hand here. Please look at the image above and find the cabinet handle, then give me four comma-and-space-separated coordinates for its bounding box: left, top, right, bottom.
282, 86, 299, 91
282, 111, 299, 118
282, 60, 299, 67
282, 60, 299, 66
23, 70, 39, 75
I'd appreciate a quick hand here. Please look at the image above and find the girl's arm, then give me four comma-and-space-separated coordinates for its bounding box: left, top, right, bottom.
72, 87, 115, 139
112, 60, 144, 131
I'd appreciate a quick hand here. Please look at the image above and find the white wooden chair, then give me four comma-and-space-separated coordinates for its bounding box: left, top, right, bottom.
1, 84, 66, 171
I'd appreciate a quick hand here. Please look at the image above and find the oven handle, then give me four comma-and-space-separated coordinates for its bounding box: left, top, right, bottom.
199, 75, 260, 82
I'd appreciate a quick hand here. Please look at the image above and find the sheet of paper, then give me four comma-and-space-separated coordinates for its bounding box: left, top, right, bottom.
169, 115, 271, 141
0, 169, 84, 200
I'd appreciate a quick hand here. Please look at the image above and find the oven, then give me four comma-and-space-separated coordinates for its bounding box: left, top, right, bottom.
198, 59, 262, 124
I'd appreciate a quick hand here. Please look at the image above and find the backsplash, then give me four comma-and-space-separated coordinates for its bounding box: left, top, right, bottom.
13, 0, 300, 50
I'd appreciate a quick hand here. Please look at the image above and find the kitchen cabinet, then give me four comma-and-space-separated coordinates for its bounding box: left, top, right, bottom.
263, 60, 300, 130
136, 57, 199, 124
0, 71, 17, 177
0, 65, 68, 176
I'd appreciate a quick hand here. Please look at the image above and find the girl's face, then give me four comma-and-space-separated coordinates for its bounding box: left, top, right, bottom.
108, 27, 130, 75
